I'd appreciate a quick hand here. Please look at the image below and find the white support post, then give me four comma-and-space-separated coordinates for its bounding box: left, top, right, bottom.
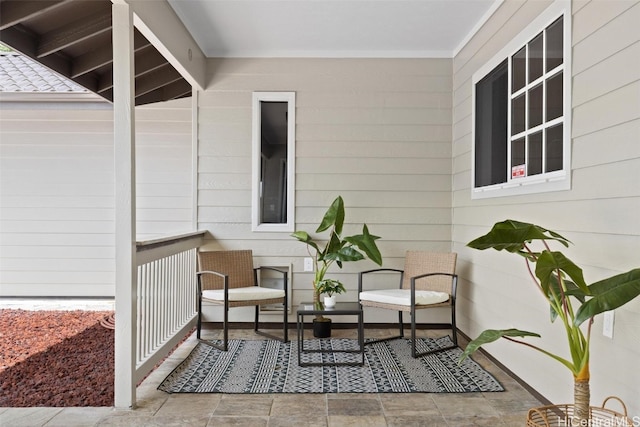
112, 0, 137, 409
191, 87, 199, 230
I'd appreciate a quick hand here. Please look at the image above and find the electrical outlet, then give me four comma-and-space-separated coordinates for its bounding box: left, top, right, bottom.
303, 257, 314, 272
603, 310, 614, 339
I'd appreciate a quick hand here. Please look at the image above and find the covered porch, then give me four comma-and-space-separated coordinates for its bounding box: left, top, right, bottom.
1, 0, 638, 419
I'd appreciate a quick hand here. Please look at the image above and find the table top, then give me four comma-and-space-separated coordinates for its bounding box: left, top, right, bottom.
297, 301, 362, 314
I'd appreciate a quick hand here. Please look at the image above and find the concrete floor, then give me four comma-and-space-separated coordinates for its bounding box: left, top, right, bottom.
0, 322, 543, 427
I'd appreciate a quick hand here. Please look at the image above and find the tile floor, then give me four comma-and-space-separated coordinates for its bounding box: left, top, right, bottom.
0, 324, 543, 427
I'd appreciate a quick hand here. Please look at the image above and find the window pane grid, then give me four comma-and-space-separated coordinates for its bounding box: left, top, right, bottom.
508, 16, 564, 180
472, 7, 568, 195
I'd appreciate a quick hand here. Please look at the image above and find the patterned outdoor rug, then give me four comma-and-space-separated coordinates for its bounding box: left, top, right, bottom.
158, 336, 504, 394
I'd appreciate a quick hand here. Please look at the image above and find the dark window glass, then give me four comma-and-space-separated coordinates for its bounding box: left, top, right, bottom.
529, 84, 543, 128
512, 46, 526, 93
546, 17, 564, 71
260, 101, 289, 224
529, 33, 544, 82
475, 60, 508, 188
512, 137, 526, 169
546, 124, 563, 172
546, 72, 563, 122
512, 94, 526, 135
528, 132, 543, 175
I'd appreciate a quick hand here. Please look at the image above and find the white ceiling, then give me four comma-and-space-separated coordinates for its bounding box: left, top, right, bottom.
167, 0, 500, 58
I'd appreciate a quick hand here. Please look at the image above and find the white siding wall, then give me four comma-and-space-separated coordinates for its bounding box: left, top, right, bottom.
135, 100, 193, 238
199, 58, 453, 321
452, 0, 640, 416
0, 98, 193, 297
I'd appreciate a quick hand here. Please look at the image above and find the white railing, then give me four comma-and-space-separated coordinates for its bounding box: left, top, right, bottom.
134, 231, 206, 384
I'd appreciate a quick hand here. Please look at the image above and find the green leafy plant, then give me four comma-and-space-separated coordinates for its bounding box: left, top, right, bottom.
460, 220, 640, 423
291, 195, 383, 304
316, 279, 346, 297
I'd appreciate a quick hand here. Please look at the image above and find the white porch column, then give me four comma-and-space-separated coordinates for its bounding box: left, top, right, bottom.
112, 0, 137, 409
191, 88, 199, 229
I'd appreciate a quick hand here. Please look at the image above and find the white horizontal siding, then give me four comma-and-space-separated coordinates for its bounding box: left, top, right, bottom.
572, 2, 640, 74
452, 0, 640, 417
0, 98, 193, 297
572, 40, 640, 107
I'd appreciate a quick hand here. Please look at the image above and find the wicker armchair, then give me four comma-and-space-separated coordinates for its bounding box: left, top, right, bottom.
197, 250, 288, 351
358, 251, 458, 357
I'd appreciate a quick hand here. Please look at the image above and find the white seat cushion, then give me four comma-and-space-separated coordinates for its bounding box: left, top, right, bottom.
202, 287, 285, 302
359, 289, 449, 306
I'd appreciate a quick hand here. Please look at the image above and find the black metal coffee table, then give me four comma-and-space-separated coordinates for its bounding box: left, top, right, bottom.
296, 302, 364, 366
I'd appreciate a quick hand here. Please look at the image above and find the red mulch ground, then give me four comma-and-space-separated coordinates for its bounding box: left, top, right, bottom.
0, 309, 114, 407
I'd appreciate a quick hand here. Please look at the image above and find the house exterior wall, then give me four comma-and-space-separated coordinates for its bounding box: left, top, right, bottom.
452, 0, 640, 415
0, 97, 193, 297
198, 58, 454, 320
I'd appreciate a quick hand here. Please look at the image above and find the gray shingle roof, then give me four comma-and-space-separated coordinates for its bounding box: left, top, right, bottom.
0, 52, 88, 93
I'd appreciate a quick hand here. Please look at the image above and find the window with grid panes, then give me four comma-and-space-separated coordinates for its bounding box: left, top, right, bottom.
472, 3, 571, 198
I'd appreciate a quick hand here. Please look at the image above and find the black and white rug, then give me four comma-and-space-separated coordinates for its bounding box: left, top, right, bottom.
158, 337, 504, 394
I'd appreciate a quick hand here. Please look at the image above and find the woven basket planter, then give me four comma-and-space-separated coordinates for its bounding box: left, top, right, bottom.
527, 397, 634, 427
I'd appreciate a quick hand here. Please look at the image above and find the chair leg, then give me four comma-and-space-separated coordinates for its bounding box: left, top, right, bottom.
410, 305, 458, 358
411, 309, 417, 358
222, 301, 229, 351
450, 303, 458, 347
254, 305, 259, 332
196, 297, 203, 340
283, 297, 288, 342
198, 303, 230, 352
254, 301, 289, 343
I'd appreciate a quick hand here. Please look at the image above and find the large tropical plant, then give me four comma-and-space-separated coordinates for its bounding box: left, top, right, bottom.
291, 195, 383, 304
460, 220, 640, 424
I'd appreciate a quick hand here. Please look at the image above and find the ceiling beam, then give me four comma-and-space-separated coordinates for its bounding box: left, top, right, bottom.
0, 0, 72, 31
97, 72, 113, 94
99, 88, 114, 103
0, 25, 38, 57
71, 42, 112, 78
37, 9, 112, 57
96, 45, 171, 93
135, 47, 170, 76
163, 79, 192, 100
71, 30, 150, 78
135, 65, 183, 97
134, 79, 191, 106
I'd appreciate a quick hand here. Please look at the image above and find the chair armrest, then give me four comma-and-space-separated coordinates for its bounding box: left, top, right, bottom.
196, 270, 229, 294
410, 272, 457, 281
256, 266, 287, 275
409, 272, 458, 299
358, 268, 403, 293
197, 270, 227, 278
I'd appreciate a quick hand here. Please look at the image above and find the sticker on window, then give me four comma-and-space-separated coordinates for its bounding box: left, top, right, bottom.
512, 164, 526, 178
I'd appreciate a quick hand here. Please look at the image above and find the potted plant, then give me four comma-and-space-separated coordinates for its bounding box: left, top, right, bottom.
460, 220, 640, 425
291, 195, 383, 337
316, 278, 346, 308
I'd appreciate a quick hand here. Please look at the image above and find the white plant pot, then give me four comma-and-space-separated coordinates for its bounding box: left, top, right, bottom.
323, 295, 336, 308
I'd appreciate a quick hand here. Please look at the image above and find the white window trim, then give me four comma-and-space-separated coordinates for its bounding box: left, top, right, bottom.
251, 91, 296, 232
471, 0, 572, 199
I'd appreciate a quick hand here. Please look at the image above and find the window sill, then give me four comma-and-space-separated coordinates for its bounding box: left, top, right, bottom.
472, 173, 570, 199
